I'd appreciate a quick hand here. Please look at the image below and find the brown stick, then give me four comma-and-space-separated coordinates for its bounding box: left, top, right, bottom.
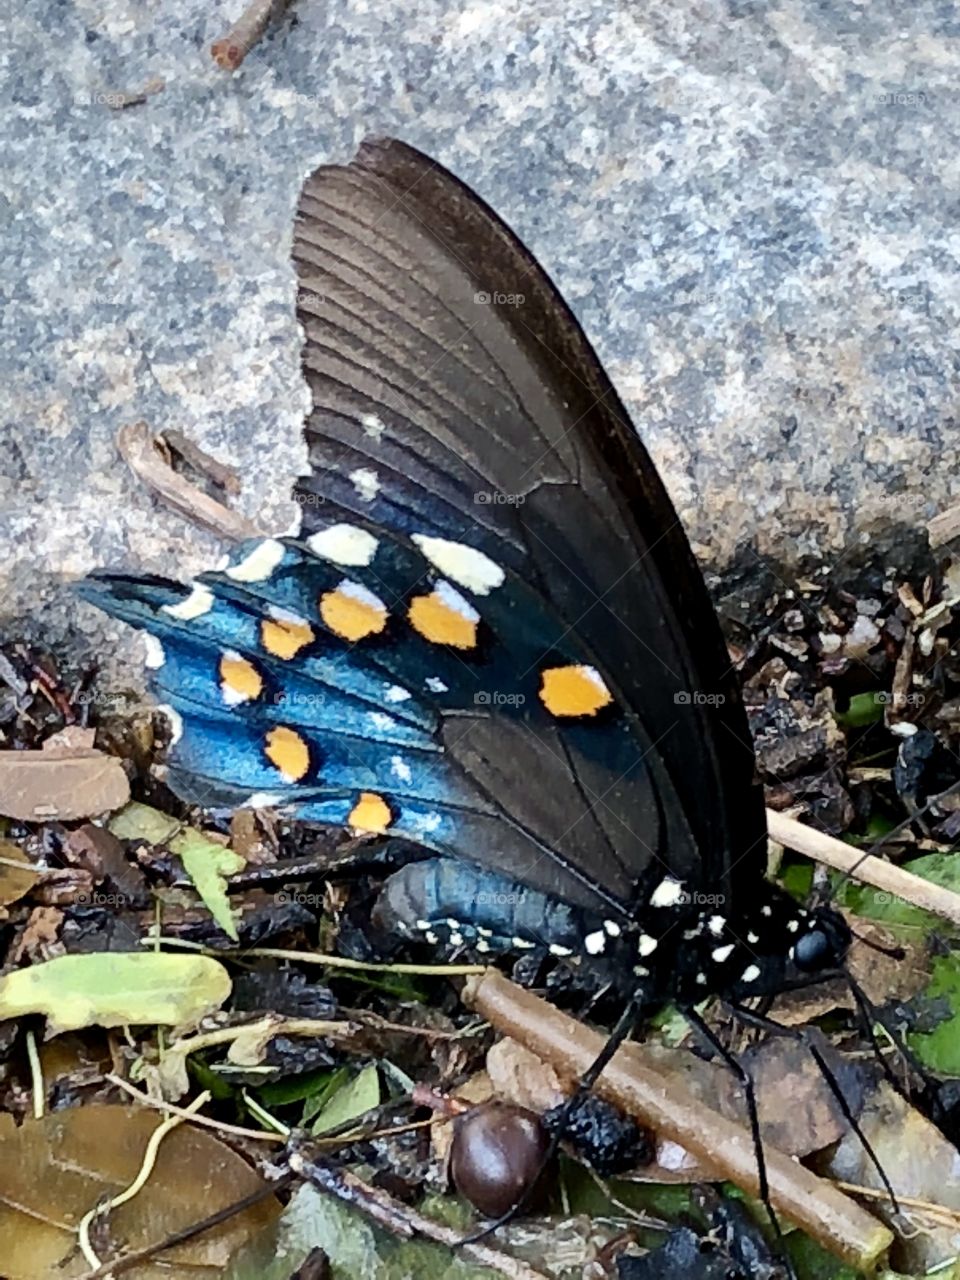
117, 421, 261, 542
463, 969, 893, 1274
211, 0, 292, 69
767, 808, 960, 926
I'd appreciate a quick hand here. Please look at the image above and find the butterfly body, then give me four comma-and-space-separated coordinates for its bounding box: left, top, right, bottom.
78, 138, 851, 1014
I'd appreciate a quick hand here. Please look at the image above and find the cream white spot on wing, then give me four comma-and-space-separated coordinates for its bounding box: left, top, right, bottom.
513, 937, 535, 950
349, 467, 381, 502
425, 676, 448, 694
412, 534, 506, 595
761, 905, 772, 917
226, 539, 286, 582
603, 919, 621, 937
712, 943, 735, 963
306, 524, 378, 567
747, 932, 760, 944
477, 927, 492, 938
787, 919, 799, 933
633, 964, 650, 977
549, 943, 573, 957
695, 971, 707, 985
156, 703, 183, 744
708, 915, 726, 936
360, 413, 386, 440
449, 931, 464, 947
425, 930, 438, 945
162, 584, 214, 620
584, 930, 606, 955
142, 633, 165, 669
242, 792, 284, 809
384, 684, 412, 703
637, 934, 658, 957
476, 938, 490, 953
391, 756, 413, 784
741, 964, 761, 983
650, 877, 684, 909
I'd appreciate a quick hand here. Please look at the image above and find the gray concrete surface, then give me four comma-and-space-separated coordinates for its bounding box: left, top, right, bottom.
3, 0, 959, 672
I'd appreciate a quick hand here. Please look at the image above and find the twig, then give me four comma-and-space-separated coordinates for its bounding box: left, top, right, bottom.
116, 421, 261, 542
76, 1172, 293, 1279
159, 428, 242, 495
211, 0, 292, 70
106, 1074, 286, 1143
287, 1138, 551, 1280
78, 1091, 211, 1268
463, 969, 893, 1274
767, 809, 960, 926
140, 933, 486, 976
25, 1028, 44, 1119
928, 500, 960, 549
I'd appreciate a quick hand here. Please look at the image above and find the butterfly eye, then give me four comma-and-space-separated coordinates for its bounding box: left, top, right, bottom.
793, 921, 848, 971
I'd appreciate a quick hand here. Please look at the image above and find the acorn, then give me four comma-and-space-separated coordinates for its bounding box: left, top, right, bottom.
449, 1101, 553, 1218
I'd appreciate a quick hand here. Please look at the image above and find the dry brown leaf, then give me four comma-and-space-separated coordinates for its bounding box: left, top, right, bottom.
0, 750, 129, 821
0, 839, 39, 907
0, 1103, 281, 1278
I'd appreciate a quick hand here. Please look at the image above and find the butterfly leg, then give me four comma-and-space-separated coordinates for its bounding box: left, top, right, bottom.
682, 1004, 797, 1280
728, 1001, 899, 1214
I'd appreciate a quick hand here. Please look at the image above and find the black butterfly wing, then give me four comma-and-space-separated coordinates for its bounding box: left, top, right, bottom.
80, 138, 766, 925
290, 138, 766, 911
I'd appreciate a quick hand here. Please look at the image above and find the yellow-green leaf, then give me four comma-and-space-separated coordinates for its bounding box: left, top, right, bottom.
0, 953, 232, 1034
171, 829, 245, 941
311, 1063, 380, 1136
108, 801, 182, 844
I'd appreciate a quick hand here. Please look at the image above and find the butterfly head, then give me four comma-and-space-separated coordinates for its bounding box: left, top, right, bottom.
791, 906, 852, 974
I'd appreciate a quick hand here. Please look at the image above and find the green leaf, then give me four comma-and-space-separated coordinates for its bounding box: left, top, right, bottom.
781, 862, 815, 901
908, 953, 960, 1074
834, 692, 884, 728
310, 1063, 380, 1136
0, 952, 232, 1033
108, 801, 182, 843
301, 1066, 350, 1125
170, 828, 245, 941
257, 1067, 342, 1109
839, 851, 960, 931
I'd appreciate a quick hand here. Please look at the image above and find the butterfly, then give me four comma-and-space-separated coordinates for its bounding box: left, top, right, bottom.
78, 137, 852, 1007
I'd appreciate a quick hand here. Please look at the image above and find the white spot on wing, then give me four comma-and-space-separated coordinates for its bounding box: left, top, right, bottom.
412, 534, 506, 595
548, 943, 572, 957
349, 467, 381, 502
307, 524, 378, 566
637, 934, 658, 957
711, 943, 735, 963
603, 919, 621, 937
385, 685, 412, 703
142, 633, 165, 669
584, 930, 606, 955
513, 937, 535, 950
741, 964, 761, 983
650, 877, 684, 909
707, 915, 726, 936
156, 703, 183, 744
368, 711, 395, 731
747, 932, 759, 944
786, 919, 799, 933
391, 756, 413, 784
425, 676, 448, 694
162, 584, 214, 621
361, 413, 386, 440
408, 812, 442, 835
226, 539, 286, 583
242, 792, 284, 809
337, 579, 387, 612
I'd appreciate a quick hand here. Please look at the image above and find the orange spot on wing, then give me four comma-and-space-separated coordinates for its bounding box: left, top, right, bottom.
264, 725, 311, 782
348, 791, 392, 834
261, 616, 315, 659
408, 589, 478, 649
539, 665, 613, 717
219, 653, 263, 704
320, 583, 388, 642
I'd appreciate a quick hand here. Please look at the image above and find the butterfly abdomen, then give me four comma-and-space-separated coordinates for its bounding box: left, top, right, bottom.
373, 857, 610, 959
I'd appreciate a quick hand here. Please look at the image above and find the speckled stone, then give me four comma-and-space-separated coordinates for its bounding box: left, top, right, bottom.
3, 1, 960, 675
